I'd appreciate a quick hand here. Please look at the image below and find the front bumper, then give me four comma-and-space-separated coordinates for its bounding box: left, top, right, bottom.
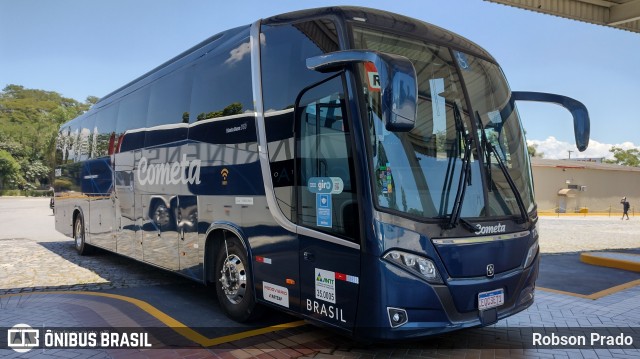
353, 254, 539, 340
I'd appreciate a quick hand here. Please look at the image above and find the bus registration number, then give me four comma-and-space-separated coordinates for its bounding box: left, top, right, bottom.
478, 288, 504, 310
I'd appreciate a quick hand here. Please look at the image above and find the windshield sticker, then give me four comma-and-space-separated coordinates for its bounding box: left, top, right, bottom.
308, 177, 343, 194
365, 62, 381, 92
315, 268, 336, 303
316, 193, 332, 227
379, 163, 393, 194
263, 281, 289, 308
454, 51, 470, 70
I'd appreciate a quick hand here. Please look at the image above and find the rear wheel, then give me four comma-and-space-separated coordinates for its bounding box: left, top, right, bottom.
74, 215, 92, 255
215, 236, 262, 322
151, 201, 172, 230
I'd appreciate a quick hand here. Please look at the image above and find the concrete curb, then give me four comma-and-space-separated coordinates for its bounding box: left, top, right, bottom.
580, 251, 640, 272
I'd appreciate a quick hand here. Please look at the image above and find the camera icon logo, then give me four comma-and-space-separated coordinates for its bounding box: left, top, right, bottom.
7, 324, 39, 353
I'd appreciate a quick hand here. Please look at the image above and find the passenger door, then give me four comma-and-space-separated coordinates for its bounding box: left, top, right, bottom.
296, 75, 361, 330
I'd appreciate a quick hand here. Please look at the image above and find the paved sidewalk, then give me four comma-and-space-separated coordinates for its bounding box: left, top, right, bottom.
0, 238, 189, 295
1, 285, 638, 358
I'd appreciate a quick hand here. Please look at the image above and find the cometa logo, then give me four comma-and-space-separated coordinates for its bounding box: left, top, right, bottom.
138, 154, 201, 186
474, 223, 506, 235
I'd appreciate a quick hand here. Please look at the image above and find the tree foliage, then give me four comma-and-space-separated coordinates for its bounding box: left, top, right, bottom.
604, 147, 640, 167
527, 144, 543, 158
0, 149, 23, 188
0, 85, 96, 190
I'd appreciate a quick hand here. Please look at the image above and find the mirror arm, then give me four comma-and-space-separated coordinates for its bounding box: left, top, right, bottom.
511, 91, 590, 152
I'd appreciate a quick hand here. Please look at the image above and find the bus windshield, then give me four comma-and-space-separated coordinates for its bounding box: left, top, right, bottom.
353, 27, 534, 221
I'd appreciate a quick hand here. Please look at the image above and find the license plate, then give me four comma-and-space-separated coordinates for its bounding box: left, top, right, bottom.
478, 288, 504, 310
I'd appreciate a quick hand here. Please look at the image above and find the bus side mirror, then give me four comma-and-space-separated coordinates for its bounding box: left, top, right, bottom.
307, 50, 417, 132
510, 91, 590, 152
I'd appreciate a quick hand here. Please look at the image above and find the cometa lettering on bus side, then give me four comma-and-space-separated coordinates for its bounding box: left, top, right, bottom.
137, 155, 201, 186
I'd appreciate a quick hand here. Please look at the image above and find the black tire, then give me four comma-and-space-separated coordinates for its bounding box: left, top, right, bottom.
73, 215, 92, 255
215, 236, 263, 322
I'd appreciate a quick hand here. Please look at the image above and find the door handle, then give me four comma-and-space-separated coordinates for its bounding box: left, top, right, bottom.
303, 251, 315, 262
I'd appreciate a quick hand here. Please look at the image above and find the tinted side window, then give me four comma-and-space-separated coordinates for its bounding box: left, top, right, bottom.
260, 19, 340, 221
145, 68, 192, 147
261, 20, 338, 112
56, 124, 75, 165
190, 35, 254, 123
148, 69, 193, 127
78, 114, 95, 162
296, 76, 359, 241
94, 104, 118, 158
66, 120, 81, 163
116, 88, 149, 152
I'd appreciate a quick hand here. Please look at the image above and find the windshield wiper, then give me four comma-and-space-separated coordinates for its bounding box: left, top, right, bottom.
476, 112, 530, 224
442, 103, 473, 230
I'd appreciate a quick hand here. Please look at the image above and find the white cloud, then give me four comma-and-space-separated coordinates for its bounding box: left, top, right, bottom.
224, 34, 265, 66
527, 137, 640, 160
225, 41, 251, 65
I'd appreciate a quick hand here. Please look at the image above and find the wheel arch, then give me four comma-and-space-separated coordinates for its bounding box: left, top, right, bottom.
148, 195, 170, 218
72, 206, 85, 238
203, 222, 252, 286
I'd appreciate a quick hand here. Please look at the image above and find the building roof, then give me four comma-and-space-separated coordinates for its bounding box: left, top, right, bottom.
486, 0, 640, 34
531, 157, 640, 172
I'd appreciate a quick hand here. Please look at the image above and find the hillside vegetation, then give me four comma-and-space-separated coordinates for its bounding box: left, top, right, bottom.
0, 85, 96, 191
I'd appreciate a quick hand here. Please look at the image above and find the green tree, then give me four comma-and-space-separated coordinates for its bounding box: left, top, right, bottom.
23, 160, 50, 189
0, 149, 24, 189
527, 144, 543, 158
0, 85, 96, 190
604, 147, 640, 167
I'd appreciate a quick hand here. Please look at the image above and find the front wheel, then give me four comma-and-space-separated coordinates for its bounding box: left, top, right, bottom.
74, 215, 92, 255
215, 236, 263, 322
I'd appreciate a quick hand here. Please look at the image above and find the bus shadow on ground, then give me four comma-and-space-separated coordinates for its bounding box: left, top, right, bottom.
37, 240, 190, 289
26, 241, 295, 338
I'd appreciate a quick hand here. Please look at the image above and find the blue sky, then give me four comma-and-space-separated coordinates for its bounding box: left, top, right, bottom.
1, 0, 638, 158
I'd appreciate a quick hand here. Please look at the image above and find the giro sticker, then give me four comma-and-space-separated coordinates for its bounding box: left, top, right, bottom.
308, 177, 344, 194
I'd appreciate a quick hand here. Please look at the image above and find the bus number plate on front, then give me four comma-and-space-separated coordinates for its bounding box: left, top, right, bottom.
478, 288, 504, 310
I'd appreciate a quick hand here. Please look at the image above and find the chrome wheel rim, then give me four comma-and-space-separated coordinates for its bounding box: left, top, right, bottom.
153, 205, 170, 228
74, 220, 82, 250
219, 254, 247, 304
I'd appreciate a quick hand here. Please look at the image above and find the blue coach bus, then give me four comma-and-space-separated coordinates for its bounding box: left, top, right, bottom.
54, 7, 589, 340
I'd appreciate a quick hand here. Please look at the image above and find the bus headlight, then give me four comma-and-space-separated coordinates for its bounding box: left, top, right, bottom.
383, 250, 442, 284
523, 241, 539, 268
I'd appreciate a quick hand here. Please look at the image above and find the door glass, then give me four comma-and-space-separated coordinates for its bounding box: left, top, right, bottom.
296, 76, 359, 241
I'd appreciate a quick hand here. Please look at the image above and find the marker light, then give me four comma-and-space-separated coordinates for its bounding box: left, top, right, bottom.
383, 250, 442, 284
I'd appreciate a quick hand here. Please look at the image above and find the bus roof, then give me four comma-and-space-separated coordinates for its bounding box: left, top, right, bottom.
263, 6, 495, 62
93, 6, 494, 111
